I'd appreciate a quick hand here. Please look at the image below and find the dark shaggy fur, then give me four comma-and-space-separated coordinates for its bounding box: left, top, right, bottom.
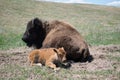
22, 18, 93, 62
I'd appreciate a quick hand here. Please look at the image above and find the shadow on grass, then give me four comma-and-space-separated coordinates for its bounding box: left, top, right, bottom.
80, 55, 94, 63
65, 55, 94, 64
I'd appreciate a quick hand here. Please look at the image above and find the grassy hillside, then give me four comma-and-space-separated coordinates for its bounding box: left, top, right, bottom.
0, 0, 120, 49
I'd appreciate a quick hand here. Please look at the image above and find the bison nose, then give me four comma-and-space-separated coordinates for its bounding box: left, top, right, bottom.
22, 37, 25, 41
22, 36, 28, 42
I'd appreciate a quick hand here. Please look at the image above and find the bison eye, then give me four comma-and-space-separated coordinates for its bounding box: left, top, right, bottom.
29, 29, 35, 34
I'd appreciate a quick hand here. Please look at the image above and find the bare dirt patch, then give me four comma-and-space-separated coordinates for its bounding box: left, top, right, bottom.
0, 45, 120, 80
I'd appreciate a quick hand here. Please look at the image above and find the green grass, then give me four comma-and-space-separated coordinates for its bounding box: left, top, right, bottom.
0, 62, 74, 80
0, 64, 67, 80
0, 0, 120, 50
86, 31, 120, 45
0, 33, 25, 50
1, 64, 119, 80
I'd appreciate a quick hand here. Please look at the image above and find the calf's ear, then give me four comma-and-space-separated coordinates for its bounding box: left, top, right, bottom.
58, 47, 66, 55
58, 47, 64, 52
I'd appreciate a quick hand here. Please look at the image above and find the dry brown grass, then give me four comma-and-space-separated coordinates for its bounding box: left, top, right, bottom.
0, 45, 120, 80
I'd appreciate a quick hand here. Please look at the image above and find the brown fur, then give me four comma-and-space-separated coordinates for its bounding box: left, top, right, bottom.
28, 47, 67, 70
22, 18, 93, 62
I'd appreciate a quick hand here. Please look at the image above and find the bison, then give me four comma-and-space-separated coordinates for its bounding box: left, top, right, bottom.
22, 18, 92, 62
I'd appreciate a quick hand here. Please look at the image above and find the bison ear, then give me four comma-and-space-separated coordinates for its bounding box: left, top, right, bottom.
33, 18, 43, 27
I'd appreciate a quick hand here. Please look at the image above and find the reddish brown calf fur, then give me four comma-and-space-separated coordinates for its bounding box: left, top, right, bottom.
28, 47, 66, 70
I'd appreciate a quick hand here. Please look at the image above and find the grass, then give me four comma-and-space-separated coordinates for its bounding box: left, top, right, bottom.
86, 31, 120, 45
1, 48, 120, 80
0, 33, 25, 50
0, 46, 120, 79
1, 64, 119, 80
0, 1, 120, 79
107, 55, 120, 62
0, 0, 120, 50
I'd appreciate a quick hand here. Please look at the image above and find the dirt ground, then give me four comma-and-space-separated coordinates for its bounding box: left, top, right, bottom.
0, 45, 120, 80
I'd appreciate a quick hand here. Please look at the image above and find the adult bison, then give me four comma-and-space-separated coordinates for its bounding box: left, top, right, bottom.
22, 18, 92, 62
